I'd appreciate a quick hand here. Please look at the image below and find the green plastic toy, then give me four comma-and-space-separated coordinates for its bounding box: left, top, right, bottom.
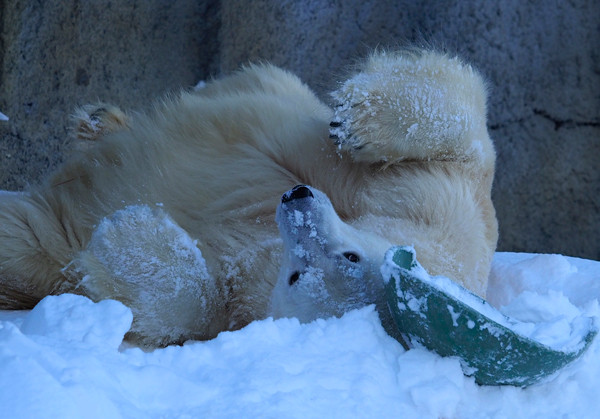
384, 246, 597, 387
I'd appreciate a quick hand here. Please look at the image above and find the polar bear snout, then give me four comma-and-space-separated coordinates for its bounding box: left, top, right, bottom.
281, 185, 314, 203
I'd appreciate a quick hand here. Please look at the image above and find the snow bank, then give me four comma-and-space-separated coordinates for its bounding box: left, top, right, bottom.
1, 253, 600, 418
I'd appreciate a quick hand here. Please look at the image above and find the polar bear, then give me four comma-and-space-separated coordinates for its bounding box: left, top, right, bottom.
0, 50, 497, 346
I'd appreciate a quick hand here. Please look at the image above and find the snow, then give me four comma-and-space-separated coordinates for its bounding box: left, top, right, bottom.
193, 80, 207, 91
1, 252, 600, 418
0, 111, 8, 121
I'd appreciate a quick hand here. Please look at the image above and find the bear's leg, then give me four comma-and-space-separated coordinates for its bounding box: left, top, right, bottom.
329, 50, 494, 166
0, 191, 76, 309
68, 205, 222, 346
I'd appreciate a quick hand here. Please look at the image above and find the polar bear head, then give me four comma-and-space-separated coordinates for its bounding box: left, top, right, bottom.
269, 185, 392, 323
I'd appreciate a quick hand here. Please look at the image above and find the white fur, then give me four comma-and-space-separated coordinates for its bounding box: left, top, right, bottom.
0, 50, 497, 346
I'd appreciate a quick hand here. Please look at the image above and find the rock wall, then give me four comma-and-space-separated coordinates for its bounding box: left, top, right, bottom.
1, 0, 598, 259
0, 0, 220, 187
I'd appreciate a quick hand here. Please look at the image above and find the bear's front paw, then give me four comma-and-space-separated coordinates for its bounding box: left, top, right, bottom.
72, 205, 218, 346
329, 50, 492, 165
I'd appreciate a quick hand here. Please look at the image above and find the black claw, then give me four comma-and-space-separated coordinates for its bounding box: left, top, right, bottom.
334, 100, 364, 110
329, 121, 342, 128
329, 134, 339, 140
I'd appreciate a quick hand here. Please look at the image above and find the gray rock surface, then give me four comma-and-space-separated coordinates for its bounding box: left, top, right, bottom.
1, 0, 598, 259
0, 0, 220, 187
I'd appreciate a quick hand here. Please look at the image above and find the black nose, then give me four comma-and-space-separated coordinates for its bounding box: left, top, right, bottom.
281, 185, 314, 203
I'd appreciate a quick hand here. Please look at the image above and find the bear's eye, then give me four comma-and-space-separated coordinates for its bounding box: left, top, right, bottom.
343, 252, 360, 263
289, 271, 300, 286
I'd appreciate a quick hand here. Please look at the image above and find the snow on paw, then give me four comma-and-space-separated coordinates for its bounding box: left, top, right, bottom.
330, 50, 491, 164
72, 205, 218, 346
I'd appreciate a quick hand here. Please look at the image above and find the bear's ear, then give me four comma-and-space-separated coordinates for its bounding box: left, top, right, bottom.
71, 104, 129, 144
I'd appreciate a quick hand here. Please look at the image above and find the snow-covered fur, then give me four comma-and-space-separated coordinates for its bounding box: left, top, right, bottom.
0, 50, 497, 346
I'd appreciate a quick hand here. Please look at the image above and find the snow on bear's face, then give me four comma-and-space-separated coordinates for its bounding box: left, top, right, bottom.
270, 185, 391, 323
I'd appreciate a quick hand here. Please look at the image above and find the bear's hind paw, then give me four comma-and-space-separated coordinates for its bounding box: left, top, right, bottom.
72, 104, 129, 144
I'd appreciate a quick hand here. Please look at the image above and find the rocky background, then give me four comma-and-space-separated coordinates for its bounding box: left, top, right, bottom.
1, 0, 598, 260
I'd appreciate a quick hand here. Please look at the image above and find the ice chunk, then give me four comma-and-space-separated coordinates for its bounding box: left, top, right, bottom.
20, 294, 132, 349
